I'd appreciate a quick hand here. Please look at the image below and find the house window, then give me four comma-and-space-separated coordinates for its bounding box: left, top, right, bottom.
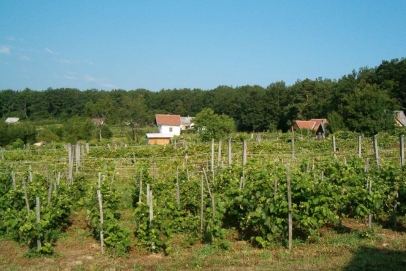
169, 127, 173, 132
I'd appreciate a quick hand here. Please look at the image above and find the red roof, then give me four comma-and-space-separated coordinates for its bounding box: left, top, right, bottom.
155, 114, 181, 126
311, 119, 327, 130
294, 121, 316, 129
293, 119, 327, 130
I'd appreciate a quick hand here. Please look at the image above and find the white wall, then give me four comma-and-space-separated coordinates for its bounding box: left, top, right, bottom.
158, 125, 181, 136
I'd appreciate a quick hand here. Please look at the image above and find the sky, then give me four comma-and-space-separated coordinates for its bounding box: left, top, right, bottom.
0, 1, 405, 92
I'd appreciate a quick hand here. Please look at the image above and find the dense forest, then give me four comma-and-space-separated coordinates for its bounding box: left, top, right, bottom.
0, 58, 405, 141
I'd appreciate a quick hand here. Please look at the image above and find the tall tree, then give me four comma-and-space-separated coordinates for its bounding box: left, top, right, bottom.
194, 108, 235, 141
338, 84, 397, 135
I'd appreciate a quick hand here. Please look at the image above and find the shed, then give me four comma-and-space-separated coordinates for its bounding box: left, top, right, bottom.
292, 119, 328, 137
146, 133, 173, 145
5, 117, 19, 124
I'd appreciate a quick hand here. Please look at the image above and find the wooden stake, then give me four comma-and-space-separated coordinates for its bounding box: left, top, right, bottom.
228, 138, 232, 167
11, 171, 16, 190
97, 190, 104, 254
373, 135, 379, 167
203, 168, 215, 217
217, 140, 222, 169
176, 167, 180, 205
200, 175, 204, 233
211, 139, 215, 172
287, 167, 292, 250
242, 140, 247, 167
22, 178, 30, 216
358, 135, 362, 158
36, 197, 41, 250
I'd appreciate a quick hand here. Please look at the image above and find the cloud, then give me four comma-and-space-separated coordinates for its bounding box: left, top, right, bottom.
84, 75, 97, 82
64, 75, 77, 80
100, 83, 118, 89
45, 48, 59, 55
20, 55, 32, 61
84, 60, 94, 65
59, 59, 72, 64
84, 75, 117, 89
0, 45, 11, 54
7, 37, 15, 41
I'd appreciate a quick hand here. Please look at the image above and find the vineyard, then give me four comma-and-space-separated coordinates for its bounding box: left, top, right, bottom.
1, 131, 406, 270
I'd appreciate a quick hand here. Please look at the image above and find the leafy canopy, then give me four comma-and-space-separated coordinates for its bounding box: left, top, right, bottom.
194, 108, 235, 141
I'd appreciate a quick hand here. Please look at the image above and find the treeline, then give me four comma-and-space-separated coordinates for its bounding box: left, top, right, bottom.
1, 58, 405, 135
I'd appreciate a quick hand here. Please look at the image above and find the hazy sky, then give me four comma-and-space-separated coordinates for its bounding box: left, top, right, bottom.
1, 1, 405, 91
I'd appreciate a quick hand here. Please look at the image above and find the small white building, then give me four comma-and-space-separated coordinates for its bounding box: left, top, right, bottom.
155, 114, 181, 136
180, 116, 194, 130
5, 117, 19, 124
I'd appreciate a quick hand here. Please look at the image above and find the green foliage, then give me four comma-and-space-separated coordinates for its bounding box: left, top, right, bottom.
338, 84, 397, 136
0, 121, 36, 147
11, 138, 25, 149
0, 171, 75, 254
85, 172, 131, 256
327, 111, 346, 133
37, 127, 61, 142
100, 125, 113, 139
1, 58, 406, 137
63, 116, 95, 143
194, 108, 235, 141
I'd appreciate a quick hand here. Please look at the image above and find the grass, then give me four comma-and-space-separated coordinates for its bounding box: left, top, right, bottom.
2, 215, 406, 270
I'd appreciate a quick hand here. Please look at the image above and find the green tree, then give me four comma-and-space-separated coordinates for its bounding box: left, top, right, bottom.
338, 84, 397, 135
327, 111, 346, 133
194, 108, 235, 141
63, 116, 94, 143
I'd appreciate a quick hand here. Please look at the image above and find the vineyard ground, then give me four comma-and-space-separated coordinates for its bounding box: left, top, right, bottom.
1, 211, 406, 271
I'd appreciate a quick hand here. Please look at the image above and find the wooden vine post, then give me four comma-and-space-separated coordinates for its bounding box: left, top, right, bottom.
394, 190, 399, 229
200, 174, 204, 233
358, 135, 362, 158
29, 165, 33, 182
97, 189, 104, 254
203, 168, 215, 218
22, 178, 30, 216
211, 139, 215, 172
273, 179, 278, 197
75, 143, 81, 173
242, 140, 247, 167
11, 171, 16, 190
36, 197, 41, 250
368, 178, 373, 229
291, 137, 295, 160
287, 167, 292, 250
176, 167, 180, 205
332, 135, 336, 157
364, 159, 373, 229
217, 140, 222, 169
228, 138, 232, 167
373, 135, 379, 167
139, 169, 143, 203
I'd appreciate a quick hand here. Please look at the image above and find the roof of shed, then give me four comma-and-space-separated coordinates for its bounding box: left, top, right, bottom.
5, 117, 19, 123
395, 111, 406, 126
294, 120, 316, 130
146, 133, 174, 139
156, 114, 181, 126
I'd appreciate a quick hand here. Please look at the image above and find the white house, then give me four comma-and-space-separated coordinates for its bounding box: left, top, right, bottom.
155, 114, 181, 136
180, 116, 194, 130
